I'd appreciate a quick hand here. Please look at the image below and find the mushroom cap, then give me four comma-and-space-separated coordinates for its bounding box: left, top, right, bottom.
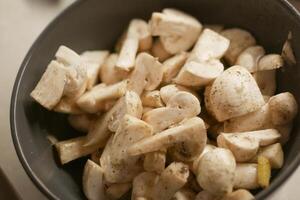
258, 54, 284, 71
234, 164, 259, 190
253, 69, 276, 96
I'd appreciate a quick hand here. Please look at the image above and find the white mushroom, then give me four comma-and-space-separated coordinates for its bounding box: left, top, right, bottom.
151, 39, 172, 62
143, 91, 201, 133
99, 53, 128, 85
105, 182, 132, 200
127, 52, 163, 95
160, 84, 197, 105
221, 28, 256, 65
253, 69, 276, 96
141, 90, 164, 108
162, 52, 189, 84
221, 189, 255, 200
172, 188, 196, 200
149, 9, 202, 54
192, 144, 217, 174
128, 117, 207, 162
282, 31, 296, 65
100, 115, 152, 183
76, 80, 128, 113
54, 92, 85, 114
55, 45, 81, 66
257, 54, 284, 71
85, 91, 142, 147
235, 45, 265, 72
276, 122, 293, 144
196, 148, 236, 196
143, 150, 166, 173
234, 164, 259, 190
195, 190, 215, 200
209, 65, 265, 121
142, 106, 154, 115
81, 50, 109, 89
68, 114, 95, 132
82, 160, 106, 200
131, 172, 158, 200
203, 24, 224, 33
90, 149, 102, 165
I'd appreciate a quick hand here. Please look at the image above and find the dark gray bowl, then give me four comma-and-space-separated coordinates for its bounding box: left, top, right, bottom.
10, 0, 300, 199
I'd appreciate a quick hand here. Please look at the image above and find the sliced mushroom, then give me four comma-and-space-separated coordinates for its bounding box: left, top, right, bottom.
105, 182, 132, 199
30, 61, 67, 110
221, 189, 255, 200
81, 50, 109, 89
143, 92, 201, 133
276, 122, 293, 144
149, 9, 202, 54
282, 31, 296, 66
160, 84, 197, 105
99, 53, 128, 85
128, 117, 207, 162
192, 144, 217, 174
127, 52, 163, 95
203, 24, 224, 33
100, 115, 152, 183
258, 54, 284, 71
55, 45, 81, 66
174, 59, 224, 87
85, 91, 142, 147
82, 159, 106, 200
195, 191, 216, 200
221, 28, 256, 65
151, 162, 190, 200
209, 66, 265, 121
77, 80, 128, 113
144, 150, 166, 173
142, 106, 154, 115
253, 69, 276, 96
196, 148, 236, 196
162, 52, 189, 83
90, 148, 102, 165
172, 188, 196, 200
235, 45, 265, 72
151, 38, 172, 62
141, 90, 164, 108
54, 94, 85, 114
55, 136, 99, 164
68, 114, 95, 132
234, 164, 259, 190
132, 172, 158, 200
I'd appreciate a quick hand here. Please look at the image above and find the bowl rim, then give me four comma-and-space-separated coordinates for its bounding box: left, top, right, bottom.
10, 0, 300, 199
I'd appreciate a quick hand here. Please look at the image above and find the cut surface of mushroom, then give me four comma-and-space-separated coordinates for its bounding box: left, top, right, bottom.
160, 84, 197, 105
151, 39, 172, 62
144, 150, 166, 173
195, 190, 216, 200
257, 54, 284, 71
196, 148, 236, 196
141, 90, 164, 108
221, 189, 255, 200
234, 164, 259, 190
282, 31, 296, 65
127, 52, 163, 95
68, 114, 95, 132
82, 159, 106, 200
85, 91, 142, 147
253, 69, 276, 96
221, 28, 256, 65
77, 80, 128, 113
132, 172, 158, 200
235, 45, 265, 72
128, 117, 207, 162
105, 182, 132, 200
55, 45, 81, 66
172, 188, 196, 200
100, 115, 152, 183
149, 9, 202, 54
192, 144, 216, 174
209, 65, 265, 121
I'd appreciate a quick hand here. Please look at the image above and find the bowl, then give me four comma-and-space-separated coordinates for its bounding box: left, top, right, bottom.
10, 0, 300, 199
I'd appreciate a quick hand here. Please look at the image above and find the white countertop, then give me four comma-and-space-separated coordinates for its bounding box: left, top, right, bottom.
0, 0, 300, 199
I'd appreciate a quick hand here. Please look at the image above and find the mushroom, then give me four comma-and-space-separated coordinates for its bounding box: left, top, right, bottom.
82, 160, 106, 200
149, 9, 202, 54
142, 106, 154, 115
160, 84, 197, 105
144, 150, 166, 173
127, 52, 163, 95
55, 45, 81, 66
174, 59, 224, 87
196, 148, 236, 196
143, 91, 201, 133
100, 115, 152, 183
151, 39, 172, 62
253, 69, 276, 96
172, 188, 196, 200
203, 24, 224, 33
132, 172, 158, 200
90, 148, 102, 165
282, 31, 296, 66
55, 136, 99, 164
54, 92, 85, 114
276, 122, 293, 144
128, 117, 207, 162
99, 53, 129, 85
68, 114, 95, 132
234, 164, 259, 190
162, 52, 189, 84
195, 191, 216, 200
85, 91, 143, 147
151, 162, 190, 200
257, 54, 284, 71
221, 28, 256, 65
221, 189, 255, 200
105, 182, 132, 199
235, 45, 265, 72
141, 90, 164, 108
30, 61, 67, 110
251, 143, 284, 169
81, 50, 109, 89
192, 144, 217, 174
209, 66, 265, 121
76, 80, 128, 113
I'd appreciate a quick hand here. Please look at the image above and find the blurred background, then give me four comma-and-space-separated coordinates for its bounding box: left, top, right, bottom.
0, 0, 300, 199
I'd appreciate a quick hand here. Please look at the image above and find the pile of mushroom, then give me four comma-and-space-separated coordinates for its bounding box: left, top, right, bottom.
30, 8, 297, 200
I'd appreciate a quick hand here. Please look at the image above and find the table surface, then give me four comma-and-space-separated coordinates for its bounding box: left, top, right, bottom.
1, 0, 300, 199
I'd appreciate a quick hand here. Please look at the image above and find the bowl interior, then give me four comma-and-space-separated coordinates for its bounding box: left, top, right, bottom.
11, 0, 300, 199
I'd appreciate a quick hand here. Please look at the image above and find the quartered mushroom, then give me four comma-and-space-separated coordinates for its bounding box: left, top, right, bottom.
160, 84, 197, 105
128, 19, 153, 52
221, 189, 255, 200
81, 50, 109, 89
253, 69, 276, 96
221, 28, 256, 65
128, 117, 207, 162
105, 182, 132, 200
68, 114, 95, 132
143, 150, 166, 173
192, 144, 216, 174
90, 149, 102, 165
141, 90, 164, 108
127, 52, 163, 95
209, 65, 265, 121
195, 190, 215, 200
143, 91, 201, 133
82, 160, 106, 200
282, 31, 296, 66
172, 188, 196, 200
257, 54, 284, 71
149, 8, 202, 54
151, 39, 172, 62
234, 164, 259, 190
131, 172, 158, 200
85, 91, 143, 147
100, 115, 152, 183
196, 148, 236, 196
142, 106, 154, 115
55, 45, 81, 66
235, 45, 265, 72
54, 89, 85, 114
76, 80, 128, 113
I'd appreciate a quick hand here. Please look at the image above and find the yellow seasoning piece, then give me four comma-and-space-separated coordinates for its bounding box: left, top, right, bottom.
257, 155, 271, 188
